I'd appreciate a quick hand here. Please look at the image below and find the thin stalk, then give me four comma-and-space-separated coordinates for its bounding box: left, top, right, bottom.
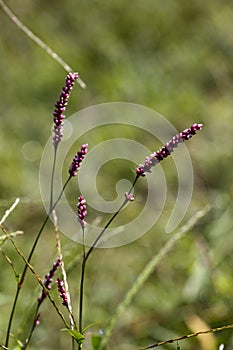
79, 228, 86, 333
22, 304, 40, 350
50, 146, 58, 212
78, 228, 86, 350
84, 174, 139, 264
53, 210, 76, 331
140, 323, 233, 349
2, 227, 70, 335
5, 175, 72, 347
0, 0, 86, 89
52, 211, 76, 350
77, 174, 138, 349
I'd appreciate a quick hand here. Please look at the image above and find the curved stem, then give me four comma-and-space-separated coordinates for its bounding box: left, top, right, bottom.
0, 0, 86, 89
5, 175, 72, 347
84, 174, 139, 264
77, 228, 87, 350
50, 146, 58, 212
76, 175, 139, 350
79, 228, 86, 335
22, 304, 39, 350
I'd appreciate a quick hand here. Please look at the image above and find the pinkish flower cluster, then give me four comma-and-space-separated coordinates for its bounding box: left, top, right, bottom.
38, 258, 62, 305
77, 195, 87, 228
53, 72, 79, 147
136, 123, 203, 177
69, 144, 88, 177
56, 277, 68, 307
125, 192, 134, 202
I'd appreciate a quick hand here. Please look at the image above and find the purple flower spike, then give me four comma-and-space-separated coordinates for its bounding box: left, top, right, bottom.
69, 144, 88, 177
53, 72, 79, 147
77, 195, 87, 228
56, 277, 69, 307
136, 123, 203, 177
38, 257, 62, 305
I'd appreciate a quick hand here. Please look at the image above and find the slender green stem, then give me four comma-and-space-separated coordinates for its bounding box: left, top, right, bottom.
5, 175, 72, 347
50, 146, 58, 212
22, 304, 39, 350
76, 175, 139, 349
5, 214, 49, 347
84, 174, 139, 264
3, 226, 70, 349
79, 228, 86, 333
140, 323, 233, 349
78, 260, 85, 333
78, 228, 86, 350
53, 210, 77, 332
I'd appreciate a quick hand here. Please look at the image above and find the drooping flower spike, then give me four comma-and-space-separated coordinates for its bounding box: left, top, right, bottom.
38, 257, 62, 305
136, 123, 203, 177
77, 195, 87, 228
53, 72, 79, 147
69, 144, 88, 177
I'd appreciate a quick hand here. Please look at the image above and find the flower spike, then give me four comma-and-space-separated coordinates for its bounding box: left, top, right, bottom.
136, 123, 203, 177
77, 195, 87, 228
53, 72, 79, 147
38, 258, 62, 305
69, 144, 88, 177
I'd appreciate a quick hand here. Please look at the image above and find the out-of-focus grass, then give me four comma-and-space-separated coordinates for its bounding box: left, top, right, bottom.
0, 0, 232, 349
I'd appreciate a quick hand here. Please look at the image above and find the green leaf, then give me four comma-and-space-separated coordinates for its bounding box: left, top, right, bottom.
62, 329, 85, 345
82, 322, 99, 334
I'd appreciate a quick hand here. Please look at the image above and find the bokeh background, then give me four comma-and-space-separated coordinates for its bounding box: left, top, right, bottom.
0, 0, 232, 349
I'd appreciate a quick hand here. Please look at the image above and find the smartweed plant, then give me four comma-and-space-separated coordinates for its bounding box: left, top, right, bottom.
1, 72, 203, 349
1, 2, 232, 349
1, 74, 232, 350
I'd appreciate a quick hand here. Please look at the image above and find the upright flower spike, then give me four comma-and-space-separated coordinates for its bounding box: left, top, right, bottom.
69, 144, 88, 177
77, 195, 87, 228
53, 72, 79, 147
56, 277, 69, 307
136, 123, 203, 177
38, 257, 62, 305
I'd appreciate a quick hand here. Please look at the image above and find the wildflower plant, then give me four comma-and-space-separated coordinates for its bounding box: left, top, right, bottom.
3, 73, 88, 349
1, 3, 232, 349
1, 69, 232, 349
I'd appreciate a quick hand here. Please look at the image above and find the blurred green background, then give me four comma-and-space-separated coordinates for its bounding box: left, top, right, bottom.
0, 0, 232, 349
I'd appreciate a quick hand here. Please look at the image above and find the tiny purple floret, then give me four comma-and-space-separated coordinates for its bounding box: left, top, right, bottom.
69, 144, 88, 177
136, 123, 203, 177
53, 72, 79, 147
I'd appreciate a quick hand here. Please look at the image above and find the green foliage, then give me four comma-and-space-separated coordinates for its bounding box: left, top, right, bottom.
62, 329, 85, 345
